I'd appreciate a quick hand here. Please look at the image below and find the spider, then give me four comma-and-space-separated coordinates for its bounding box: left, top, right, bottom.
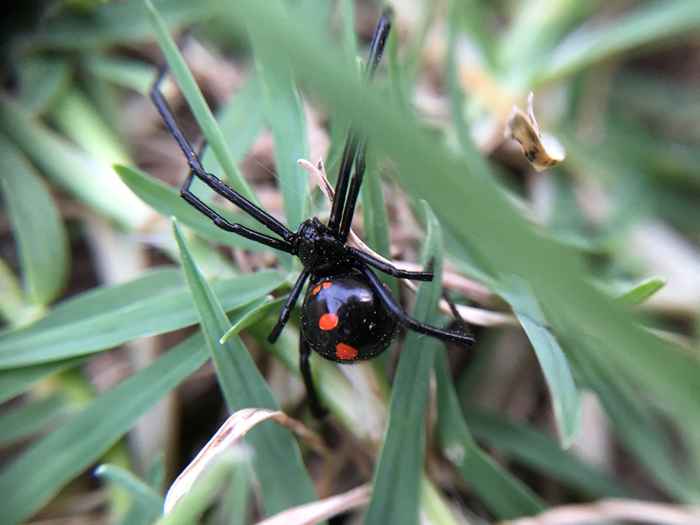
150, 9, 473, 418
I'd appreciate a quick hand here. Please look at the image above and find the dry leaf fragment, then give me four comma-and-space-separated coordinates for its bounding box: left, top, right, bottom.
505, 93, 566, 171
256, 484, 371, 525
163, 408, 324, 513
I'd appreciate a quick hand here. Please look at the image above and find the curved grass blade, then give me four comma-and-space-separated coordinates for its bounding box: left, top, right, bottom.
0, 135, 69, 307
157, 453, 237, 525
364, 202, 443, 525
0, 331, 211, 525
95, 464, 163, 525
145, 0, 256, 202
435, 352, 544, 519
173, 221, 317, 515
464, 409, 631, 499
500, 278, 581, 448
0, 268, 284, 368
116, 164, 270, 252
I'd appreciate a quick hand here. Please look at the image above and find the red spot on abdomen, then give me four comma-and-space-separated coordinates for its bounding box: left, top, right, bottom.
319, 313, 339, 331
335, 342, 358, 360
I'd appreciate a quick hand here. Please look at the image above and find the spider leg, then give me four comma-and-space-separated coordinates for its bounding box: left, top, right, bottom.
300, 333, 328, 419
327, 10, 392, 234
358, 264, 474, 346
149, 66, 295, 242
267, 270, 310, 343
348, 247, 433, 281
337, 139, 367, 241
180, 172, 294, 253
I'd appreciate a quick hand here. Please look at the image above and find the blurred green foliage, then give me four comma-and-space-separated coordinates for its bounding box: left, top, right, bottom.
0, 0, 699, 524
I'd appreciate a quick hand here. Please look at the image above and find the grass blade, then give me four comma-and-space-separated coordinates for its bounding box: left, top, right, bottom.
173, 221, 317, 515
0, 96, 150, 229
365, 202, 443, 525
435, 351, 545, 519
500, 279, 581, 448
145, 0, 256, 202
95, 464, 163, 525
617, 277, 666, 306
538, 0, 700, 85
0, 331, 210, 525
0, 135, 69, 307
0, 359, 84, 404
250, 29, 308, 231
0, 268, 284, 368
28, 0, 213, 50
465, 409, 631, 499
0, 395, 71, 446
201, 74, 264, 173
116, 164, 269, 252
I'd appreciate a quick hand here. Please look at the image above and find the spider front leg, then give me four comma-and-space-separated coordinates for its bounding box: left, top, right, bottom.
358, 264, 474, 346
348, 247, 433, 281
300, 334, 328, 419
149, 65, 295, 244
268, 270, 310, 343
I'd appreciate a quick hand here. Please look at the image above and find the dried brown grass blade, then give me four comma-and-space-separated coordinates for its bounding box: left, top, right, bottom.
164, 408, 325, 513
256, 484, 371, 525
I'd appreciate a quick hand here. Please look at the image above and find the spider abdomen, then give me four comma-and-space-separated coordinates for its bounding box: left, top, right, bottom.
301, 270, 397, 363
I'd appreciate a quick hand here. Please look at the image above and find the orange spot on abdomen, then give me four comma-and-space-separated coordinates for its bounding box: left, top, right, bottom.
311, 281, 333, 296
335, 342, 358, 360
319, 313, 339, 331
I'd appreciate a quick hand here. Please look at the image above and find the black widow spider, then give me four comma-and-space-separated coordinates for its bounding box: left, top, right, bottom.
150, 9, 473, 418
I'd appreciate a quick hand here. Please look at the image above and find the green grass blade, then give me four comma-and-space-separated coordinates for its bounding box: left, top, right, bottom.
0, 96, 150, 229
364, 202, 443, 525
95, 464, 163, 525
435, 352, 545, 518
116, 164, 269, 252
0, 268, 284, 368
617, 277, 666, 306
0, 258, 30, 326
0, 135, 69, 307
0, 395, 71, 446
500, 279, 581, 448
0, 359, 84, 404
465, 409, 631, 498
537, 0, 700, 85
569, 344, 700, 499
0, 331, 210, 525
201, 74, 264, 173
83, 56, 156, 95
250, 30, 308, 231
221, 0, 700, 455
157, 454, 236, 525
145, 0, 257, 202
28, 0, 213, 50
173, 221, 317, 515
16, 58, 71, 116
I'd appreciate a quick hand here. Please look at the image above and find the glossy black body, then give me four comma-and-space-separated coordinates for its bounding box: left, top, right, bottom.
301, 270, 397, 362
150, 9, 473, 418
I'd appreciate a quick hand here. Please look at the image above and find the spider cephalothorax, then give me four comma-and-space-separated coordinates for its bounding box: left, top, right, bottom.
150, 9, 473, 418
